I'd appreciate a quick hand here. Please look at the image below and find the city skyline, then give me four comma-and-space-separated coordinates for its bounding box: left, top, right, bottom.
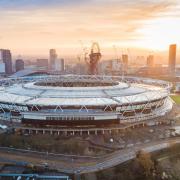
0, 0, 179, 61
0, 1, 180, 178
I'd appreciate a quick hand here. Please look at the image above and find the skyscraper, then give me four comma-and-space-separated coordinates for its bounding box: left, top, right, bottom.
49, 49, 57, 70
54, 58, 65, 72
15, 59, 24, 72
147, 55, 154, 67
168, 44, 176, 75
0, 49, 13, 75
122, 54, 128, 71
0, 50, 5, 74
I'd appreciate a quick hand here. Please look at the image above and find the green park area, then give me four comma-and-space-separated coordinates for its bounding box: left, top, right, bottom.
171, 95, 180, 104
0, 134, 107, 156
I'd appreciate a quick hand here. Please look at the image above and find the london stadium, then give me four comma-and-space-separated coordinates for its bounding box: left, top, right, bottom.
0, 75, 173, 130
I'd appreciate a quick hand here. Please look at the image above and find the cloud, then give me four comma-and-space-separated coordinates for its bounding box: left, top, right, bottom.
0, 0, 86, 9
0, 0, 179, 54
0, 0, 176, 9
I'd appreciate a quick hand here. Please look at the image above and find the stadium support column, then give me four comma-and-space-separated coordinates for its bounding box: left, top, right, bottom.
64, 131, 67, 136
80, 130, 82, 136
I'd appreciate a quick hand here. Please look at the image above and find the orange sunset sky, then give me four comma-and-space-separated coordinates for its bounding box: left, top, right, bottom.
0, 0, 180, 62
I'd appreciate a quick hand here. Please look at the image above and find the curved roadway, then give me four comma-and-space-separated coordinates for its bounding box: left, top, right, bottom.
0, 137, 180, 174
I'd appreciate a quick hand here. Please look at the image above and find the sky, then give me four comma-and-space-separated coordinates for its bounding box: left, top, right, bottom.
0, 0, 180, 62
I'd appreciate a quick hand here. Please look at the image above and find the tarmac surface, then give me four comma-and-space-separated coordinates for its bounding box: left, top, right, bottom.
0, 137, 180, 175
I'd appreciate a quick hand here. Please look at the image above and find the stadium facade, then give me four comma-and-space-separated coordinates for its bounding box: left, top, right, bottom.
0, 75, 173, 128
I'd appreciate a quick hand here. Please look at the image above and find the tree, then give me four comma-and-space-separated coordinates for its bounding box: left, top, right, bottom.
136, 150, 154, 177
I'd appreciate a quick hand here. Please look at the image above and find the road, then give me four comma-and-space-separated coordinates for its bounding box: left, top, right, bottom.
0, 137, 180, 174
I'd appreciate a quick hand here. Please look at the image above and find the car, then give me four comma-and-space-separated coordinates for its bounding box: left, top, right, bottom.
0, 124, 7, 129
41, 162, 49, 168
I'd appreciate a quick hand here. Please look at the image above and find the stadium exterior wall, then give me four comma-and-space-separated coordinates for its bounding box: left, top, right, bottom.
0, 75, 173, 128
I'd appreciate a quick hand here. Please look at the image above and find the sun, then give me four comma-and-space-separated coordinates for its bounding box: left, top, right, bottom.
136, 17, 180, 50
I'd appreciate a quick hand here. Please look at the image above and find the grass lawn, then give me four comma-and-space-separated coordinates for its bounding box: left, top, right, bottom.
170, 95, 180, 104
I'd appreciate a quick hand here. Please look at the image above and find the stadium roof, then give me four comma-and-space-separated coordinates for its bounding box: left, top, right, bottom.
0, 75, 169, 106
10, 69, 49, 78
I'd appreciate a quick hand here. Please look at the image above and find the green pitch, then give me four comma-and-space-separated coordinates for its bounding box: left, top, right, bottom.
171, 95, 180, 104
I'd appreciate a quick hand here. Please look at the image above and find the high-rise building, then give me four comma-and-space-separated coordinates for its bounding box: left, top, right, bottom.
122, 54, 128, 71
0, 49, 13, 74
49, 49, 57, 70
168, 44, 176, 75
36, 59, 48, 70
15, 59, 24, 72
0, 51, 5, 74
147, 55, 154, 67
54, 58, 65, 72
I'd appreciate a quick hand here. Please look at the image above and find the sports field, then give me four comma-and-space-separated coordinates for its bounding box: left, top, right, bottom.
171, 95, 180, 104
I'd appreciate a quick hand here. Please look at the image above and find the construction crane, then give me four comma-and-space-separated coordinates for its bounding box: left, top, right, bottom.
113, 45, 125, 79
79, 40, 89, 63
113, 45, 119, 61
88, 42, 101, 75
